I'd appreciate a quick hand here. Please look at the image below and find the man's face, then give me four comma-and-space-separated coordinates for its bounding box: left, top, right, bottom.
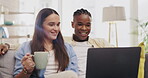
72, 14, 91, 40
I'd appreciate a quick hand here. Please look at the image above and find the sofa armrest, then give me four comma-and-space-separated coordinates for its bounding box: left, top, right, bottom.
145, 53, 148, 78
0, 50, 16, 78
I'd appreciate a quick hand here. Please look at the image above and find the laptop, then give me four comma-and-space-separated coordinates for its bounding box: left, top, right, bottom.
86, 47, 141, 78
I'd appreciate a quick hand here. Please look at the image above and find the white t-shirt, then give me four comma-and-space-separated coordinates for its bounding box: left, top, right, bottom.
72, 41, 93, 78
44, 50, 59, 77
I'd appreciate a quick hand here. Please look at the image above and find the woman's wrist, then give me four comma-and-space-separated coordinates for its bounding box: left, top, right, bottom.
15, 69, 32, 78
22, 68, 32, 75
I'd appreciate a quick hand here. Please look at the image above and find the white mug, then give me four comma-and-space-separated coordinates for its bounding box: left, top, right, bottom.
33, 52, 48, 69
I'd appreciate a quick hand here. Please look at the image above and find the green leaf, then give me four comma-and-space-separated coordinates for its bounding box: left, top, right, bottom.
145, 22, 148, 27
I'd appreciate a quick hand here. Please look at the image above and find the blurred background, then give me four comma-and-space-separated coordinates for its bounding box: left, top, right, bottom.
0, 0, 147, 50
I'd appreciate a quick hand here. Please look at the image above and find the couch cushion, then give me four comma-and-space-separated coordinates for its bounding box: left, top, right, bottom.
0, 50, 16, 78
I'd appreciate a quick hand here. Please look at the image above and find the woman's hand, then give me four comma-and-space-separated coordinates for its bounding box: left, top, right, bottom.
21, 53, 35, 74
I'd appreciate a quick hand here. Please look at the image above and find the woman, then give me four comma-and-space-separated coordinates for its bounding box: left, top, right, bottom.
13, 8, 78, 78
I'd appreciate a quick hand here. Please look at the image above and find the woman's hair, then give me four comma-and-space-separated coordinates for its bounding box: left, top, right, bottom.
30, 8, 69, 72
73, 8, 91, 17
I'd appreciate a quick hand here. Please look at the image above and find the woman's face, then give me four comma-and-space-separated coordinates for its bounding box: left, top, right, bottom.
43, 13, 60, 41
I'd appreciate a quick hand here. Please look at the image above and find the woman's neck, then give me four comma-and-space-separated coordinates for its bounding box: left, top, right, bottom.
44, 39, 53, 51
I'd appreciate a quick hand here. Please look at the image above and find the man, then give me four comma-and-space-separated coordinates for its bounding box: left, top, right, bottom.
64, 8, 112, 78
64, 8, 145, 78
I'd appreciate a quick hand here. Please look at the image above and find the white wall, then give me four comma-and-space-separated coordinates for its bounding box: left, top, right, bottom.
138, 0, 148, 20
130, 0, 138, 46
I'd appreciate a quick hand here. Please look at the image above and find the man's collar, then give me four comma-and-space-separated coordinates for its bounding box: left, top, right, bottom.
73, 34, 89, 42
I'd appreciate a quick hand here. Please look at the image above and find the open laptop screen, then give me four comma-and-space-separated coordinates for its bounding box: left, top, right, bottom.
86, 47, 141, 78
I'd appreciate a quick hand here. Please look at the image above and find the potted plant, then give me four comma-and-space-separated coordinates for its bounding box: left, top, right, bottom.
134, 19, 148, 53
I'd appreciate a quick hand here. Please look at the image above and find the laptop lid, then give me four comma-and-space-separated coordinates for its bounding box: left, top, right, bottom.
86, 47, 141, 78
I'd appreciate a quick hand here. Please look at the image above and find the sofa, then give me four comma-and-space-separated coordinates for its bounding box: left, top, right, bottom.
0, 50, 148, 78
0, 50, 15, 78
145, 53, 148, 78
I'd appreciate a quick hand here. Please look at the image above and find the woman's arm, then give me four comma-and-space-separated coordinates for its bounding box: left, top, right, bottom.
65, 43, 79, 74
13, 42, 35, 78
15, 54, 35, 78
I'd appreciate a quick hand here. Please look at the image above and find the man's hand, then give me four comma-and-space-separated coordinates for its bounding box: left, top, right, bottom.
0, 43, 10, 56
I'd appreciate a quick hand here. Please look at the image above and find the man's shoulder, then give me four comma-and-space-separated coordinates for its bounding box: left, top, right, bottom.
89, 38, 107, 42
88, 38, 112, 47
